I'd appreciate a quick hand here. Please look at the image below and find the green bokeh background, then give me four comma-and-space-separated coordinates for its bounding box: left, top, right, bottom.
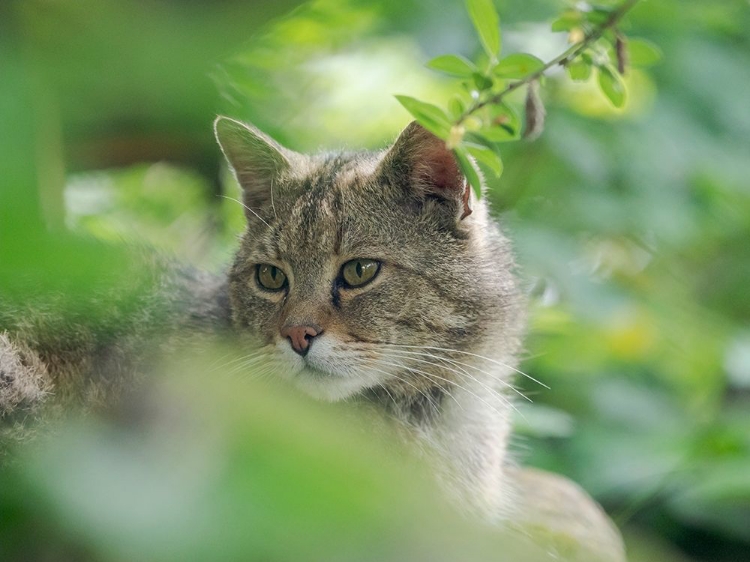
1, 0, 749, 560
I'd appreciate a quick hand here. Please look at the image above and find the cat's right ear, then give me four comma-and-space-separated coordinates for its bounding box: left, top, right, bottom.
378, 121, 474, 221
214, 116, 294, 215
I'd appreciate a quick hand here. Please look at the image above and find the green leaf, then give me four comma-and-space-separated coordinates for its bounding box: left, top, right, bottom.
394, 95, 452, 138
491, 102, 521, 133
453, 146, 484, 197
448, 95, 466, 120
426, 54, 477, 78
467, 106, 518, 142
628, 38, 663, 67
465, 143, 503, 177
466, 0, 501, 61
551, 11, 582, 32
597, 65, 627, 108
476, 126, 515, 143
566, 58, 592, 81
472, 72, 494, 91
493, 53, 545, 79
585, 6, 613, 25
514, 403, 575, 439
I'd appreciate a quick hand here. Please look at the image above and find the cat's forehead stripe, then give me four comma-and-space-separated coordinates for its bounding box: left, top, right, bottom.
259, 150, 381, 263
276, 173, 341, 258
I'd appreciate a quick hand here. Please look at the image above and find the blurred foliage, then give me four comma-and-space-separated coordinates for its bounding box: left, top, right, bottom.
397, 0, 651, 195
0, 352, 563, 562
1, 0, 750, 561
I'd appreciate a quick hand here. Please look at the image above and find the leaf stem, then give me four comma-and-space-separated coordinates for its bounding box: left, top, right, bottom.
456, 0, 641, 125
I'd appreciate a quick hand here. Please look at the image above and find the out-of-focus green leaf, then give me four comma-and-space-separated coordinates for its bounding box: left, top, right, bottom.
490, 101, 522, 137
514, 403, 575, 439
454, 146, 483, 197
585, 6, 613, 25
566, 58, 592, 81
0, 362, 557, 562
448, 95, 466, 119
597, 65, 626, 108
467, 113, 521, 143
465, 142, 503, 177
472, 72, 494, 91
466, 0, 501, 60
426, 54, 477, 78
668, 459, 750, 542
628, 38, 663, 66
394, 95, 452, 138
473, 122, 516, 142
494, 53, 545, 79
551, 11, 583, 32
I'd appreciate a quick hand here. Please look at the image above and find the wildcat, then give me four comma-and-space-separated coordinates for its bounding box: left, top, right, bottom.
216, 117, 526, 517
0, 118, 525, 518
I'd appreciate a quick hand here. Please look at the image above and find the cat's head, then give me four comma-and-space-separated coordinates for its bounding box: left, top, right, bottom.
215, 117, 522, 401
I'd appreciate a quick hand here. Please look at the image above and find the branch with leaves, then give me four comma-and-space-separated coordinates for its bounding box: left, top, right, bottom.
396, 0, 661, 196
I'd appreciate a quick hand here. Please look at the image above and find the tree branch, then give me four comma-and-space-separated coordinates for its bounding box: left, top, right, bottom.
456, 0, 641, 125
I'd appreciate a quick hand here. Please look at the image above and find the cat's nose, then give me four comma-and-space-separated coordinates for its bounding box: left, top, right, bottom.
281, 324, 322, 357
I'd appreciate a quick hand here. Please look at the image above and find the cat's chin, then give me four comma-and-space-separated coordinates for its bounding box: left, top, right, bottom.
291, 366, 371, 402
272, 337, 385, 402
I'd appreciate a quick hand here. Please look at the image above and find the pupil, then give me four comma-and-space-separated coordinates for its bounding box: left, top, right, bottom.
356, 261, 363, 278
270, 266, 277, 280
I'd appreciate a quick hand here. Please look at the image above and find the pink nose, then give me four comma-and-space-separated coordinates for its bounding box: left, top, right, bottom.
281, 324, 321, 356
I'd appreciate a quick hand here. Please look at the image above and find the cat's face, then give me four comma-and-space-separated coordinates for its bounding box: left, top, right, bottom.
216, 118, 520, 401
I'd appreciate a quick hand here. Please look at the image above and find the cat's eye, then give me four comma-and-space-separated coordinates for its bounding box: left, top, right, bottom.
341, 259, 380, 288
257, 264, 287, 291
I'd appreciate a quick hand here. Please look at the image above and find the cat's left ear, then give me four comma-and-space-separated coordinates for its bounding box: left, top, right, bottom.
379, 121, 473, 220
214, 116, 298, 217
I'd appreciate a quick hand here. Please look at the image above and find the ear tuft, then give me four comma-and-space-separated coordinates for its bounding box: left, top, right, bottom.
380, 122, 472, 220
214, 116, 293, 217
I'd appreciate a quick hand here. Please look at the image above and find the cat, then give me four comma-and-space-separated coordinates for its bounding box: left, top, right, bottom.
215, 116, 526, 517
0, 117, 525, 518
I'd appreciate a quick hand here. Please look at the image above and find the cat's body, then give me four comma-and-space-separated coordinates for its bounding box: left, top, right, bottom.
0, 119, 525, 518
0, 260, 230, 451
218, 118, 526, 517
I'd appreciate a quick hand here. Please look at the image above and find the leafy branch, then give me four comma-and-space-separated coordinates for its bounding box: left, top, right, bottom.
457, 0, 641, 123
396, 0, 661, 196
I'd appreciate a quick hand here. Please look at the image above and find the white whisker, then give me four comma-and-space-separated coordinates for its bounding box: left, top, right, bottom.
384, 343, 549, 389
219, 195, 271, 228
211, 350, 269, 375
372, 357, 518, 418
360, 361, 443, 412
382, 348, 532, 403
270, 177, 278, 220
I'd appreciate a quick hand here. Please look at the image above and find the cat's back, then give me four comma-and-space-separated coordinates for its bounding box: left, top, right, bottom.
0, 249, 229, 418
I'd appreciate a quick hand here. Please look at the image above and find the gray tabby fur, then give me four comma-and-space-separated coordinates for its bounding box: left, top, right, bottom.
0, 118, 525, 518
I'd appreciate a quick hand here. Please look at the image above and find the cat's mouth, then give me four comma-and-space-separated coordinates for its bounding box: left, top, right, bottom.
298, 352, 358, 380
299, 363, 339, 378
280, 349, 386, 401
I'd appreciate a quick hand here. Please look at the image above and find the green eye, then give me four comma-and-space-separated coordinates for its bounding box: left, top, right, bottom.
257, 264, 287, 291
341, 259, 380, 288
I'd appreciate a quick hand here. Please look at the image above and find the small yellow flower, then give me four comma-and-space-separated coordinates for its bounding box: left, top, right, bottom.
569, 27, 585, 43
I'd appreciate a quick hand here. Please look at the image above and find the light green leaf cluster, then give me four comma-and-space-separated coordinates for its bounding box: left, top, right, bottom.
553, 4, 662, 110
